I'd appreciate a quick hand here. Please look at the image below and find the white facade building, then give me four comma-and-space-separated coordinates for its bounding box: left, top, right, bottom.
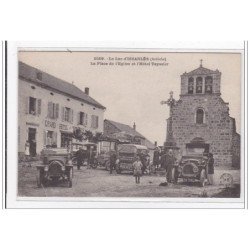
18, 61, 105, 156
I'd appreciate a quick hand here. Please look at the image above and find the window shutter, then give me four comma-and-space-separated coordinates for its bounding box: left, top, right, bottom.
84, 113, 88, 126
44, 131, 47, 147
77, 112, 80, 125
91, 115, 93, 128
55, 104, 59, 119
26, 97, 30, 114
71, 109, 74, 123
96, 116, 99, 129
37, 99, 41, 115
48, 102, 52, 118
61, 107, 65, 122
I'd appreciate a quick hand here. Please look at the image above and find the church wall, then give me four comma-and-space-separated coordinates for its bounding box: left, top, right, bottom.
172, 95, 235, 168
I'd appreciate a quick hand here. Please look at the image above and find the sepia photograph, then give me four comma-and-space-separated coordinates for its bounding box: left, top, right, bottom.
16, 48, 243, 200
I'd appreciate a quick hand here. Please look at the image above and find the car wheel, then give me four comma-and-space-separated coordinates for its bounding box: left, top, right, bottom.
200, 169, 206, 187
67, 168, 73, 188
36, 169, 44, 188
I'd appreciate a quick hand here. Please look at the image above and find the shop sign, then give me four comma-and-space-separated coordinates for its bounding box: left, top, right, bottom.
45, 120, 56, 129
59, 123, 69, 131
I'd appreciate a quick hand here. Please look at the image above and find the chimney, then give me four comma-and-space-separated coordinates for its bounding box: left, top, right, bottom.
154, 141, 157, 146
133, 122, 136, 130
85, 87, 89, 95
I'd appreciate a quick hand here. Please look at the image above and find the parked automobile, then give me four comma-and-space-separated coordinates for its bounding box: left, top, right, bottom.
70, 142, 96, 167
175, 146, 208, 186
95, 151, 112, 170
116, 144, 149, 174
36, 148, 73, 188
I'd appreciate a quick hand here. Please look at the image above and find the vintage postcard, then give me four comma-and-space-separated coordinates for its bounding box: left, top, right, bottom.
5, 42, 247, 208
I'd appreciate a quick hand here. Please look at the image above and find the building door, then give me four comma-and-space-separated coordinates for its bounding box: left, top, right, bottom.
28, 127, 36, 156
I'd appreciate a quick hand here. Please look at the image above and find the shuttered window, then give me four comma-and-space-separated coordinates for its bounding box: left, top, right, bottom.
27, 97, 41, 116
91, 115, 99, 129
63, 107, 73, 123
78, 112, 86, 125
48, 102, 59, 119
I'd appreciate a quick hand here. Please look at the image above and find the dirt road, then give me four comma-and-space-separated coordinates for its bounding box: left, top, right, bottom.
18, 166, 240, 198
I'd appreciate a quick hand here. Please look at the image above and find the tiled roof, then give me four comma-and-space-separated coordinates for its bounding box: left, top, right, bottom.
19, 61, 106, 109
105, 119, 156, 149
184, 66, 219, 76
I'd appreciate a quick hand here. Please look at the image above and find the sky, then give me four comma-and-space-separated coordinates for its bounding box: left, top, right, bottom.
19, 51, 241, 145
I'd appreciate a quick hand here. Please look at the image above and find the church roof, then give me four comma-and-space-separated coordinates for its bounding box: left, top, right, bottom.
183, 65, 219, 76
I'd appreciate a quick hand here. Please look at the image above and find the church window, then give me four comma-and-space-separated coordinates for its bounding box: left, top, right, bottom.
196, 108, 204, 124
196, 77, 203, 93
188, 77, 194, 94
205, 76, 213, 93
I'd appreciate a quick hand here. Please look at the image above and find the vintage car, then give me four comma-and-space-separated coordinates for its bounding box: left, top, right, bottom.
36, 148, 73, 188
70, 142, 96, 166
116, 144, 149, 174
95, 151, 112, 170
175, 146, 209, 186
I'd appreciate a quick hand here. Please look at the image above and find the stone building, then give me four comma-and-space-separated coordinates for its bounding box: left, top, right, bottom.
18, 61, 105, 156
167, 62, 240, 169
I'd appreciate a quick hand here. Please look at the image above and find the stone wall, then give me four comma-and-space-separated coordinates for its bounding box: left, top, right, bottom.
171, 94, 239, 169
232, 132, 241, 168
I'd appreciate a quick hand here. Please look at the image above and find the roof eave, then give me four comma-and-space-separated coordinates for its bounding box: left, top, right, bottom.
19, 75, 106, 110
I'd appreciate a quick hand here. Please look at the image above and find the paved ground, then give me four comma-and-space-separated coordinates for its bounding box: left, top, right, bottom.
18, 164, 240, 198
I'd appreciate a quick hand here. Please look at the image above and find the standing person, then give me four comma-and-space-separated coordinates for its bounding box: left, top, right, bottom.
133, 156, 143, 184
23, 140, 31, 167
160, 150, 166, 171
153, 147, 160, 170
207, 153, 215, 185
109, 150, 117, 174
89, 148, 96, 168
76, 146, 84, 170
24, 140, 30, 161
165, 149, 176, 183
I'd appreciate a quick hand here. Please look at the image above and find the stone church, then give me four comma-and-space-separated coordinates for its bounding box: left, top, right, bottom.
167, 61, 240, 169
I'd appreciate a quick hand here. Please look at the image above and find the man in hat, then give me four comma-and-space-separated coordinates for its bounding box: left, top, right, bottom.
76, 146, 84, 170
207, 153, 215, 185
109, 150, 117, 174
153, 147, 161, 170
165, 149, 176, 183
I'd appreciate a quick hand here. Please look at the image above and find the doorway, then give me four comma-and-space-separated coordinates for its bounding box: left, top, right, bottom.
28, 127, 37, 156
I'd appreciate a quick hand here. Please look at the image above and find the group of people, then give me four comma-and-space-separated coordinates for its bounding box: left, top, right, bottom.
134, 147, 215, 185
75, 145, 215, 186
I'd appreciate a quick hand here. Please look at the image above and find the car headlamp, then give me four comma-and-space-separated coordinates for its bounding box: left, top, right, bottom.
61, 165, 66, 171
45, 166, 49, 171
67, 159, 72, 165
